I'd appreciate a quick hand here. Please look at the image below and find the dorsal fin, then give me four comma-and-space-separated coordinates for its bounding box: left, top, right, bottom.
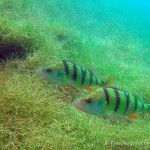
132, 93, 143, 101
104, 86, 126, 92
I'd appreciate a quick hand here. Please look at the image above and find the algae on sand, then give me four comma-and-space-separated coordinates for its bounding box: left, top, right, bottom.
0, 0, 150, 149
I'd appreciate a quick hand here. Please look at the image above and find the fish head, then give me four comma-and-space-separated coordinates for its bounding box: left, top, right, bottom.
73, 89, 106, 116
36, 63, 66, 84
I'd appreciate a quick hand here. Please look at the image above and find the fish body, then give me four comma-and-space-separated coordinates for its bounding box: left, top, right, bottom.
73, 87, 150, 120
37, 60, 106, 88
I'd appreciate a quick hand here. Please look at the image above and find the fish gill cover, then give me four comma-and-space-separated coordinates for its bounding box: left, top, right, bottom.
0, 0, 150, 149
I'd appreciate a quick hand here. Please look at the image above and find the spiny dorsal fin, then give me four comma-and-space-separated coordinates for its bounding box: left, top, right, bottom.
104, 86, 126, 92
132, 93, 143, 101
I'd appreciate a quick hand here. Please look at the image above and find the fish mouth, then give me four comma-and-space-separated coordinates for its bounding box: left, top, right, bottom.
73, 102, 91, 114
73, 101, 85, 111
35, 69, 42, 75
36, 69, 47, 78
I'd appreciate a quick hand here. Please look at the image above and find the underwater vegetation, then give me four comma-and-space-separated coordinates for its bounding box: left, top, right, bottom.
0, 0, 150, 149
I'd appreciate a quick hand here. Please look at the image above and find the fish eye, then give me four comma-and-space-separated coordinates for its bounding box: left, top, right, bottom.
85, 98, 92, 104
46, 68, 52, 73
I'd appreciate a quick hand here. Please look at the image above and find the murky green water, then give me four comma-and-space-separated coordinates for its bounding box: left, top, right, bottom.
0, 0, 150, 149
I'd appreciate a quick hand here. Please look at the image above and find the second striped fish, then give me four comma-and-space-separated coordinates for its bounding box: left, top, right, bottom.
73, 87, 150, 120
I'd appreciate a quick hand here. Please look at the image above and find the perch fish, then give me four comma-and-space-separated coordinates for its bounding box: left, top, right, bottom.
73, 87, 150, 120
37, 60, 112, 90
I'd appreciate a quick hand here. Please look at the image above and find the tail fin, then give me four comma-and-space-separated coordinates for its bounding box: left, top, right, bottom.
147, 104, 150, 111
144, 104, 150, 112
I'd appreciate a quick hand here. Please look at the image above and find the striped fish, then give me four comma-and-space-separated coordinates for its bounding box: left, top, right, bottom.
37, 60, 107, 89
73, 87, 150, 120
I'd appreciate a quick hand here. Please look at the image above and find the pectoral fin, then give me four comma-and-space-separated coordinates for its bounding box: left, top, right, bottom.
129, 115, 138, 119
85, 87, 93, 91
65, 85, 74, 89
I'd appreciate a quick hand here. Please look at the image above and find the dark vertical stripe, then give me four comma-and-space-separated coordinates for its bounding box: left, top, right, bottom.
103, 88, 109, 105
124, 92, 130, 114
90, 72, 93, 85
81, 67, 86, 85
63, 60, 69, 76
134, 97, 138, 112
101, 80, 105, 86
114, 89, 120, 112
95, 77, 98, 85
141, 101, 144, 110
72, 63, 77, 81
